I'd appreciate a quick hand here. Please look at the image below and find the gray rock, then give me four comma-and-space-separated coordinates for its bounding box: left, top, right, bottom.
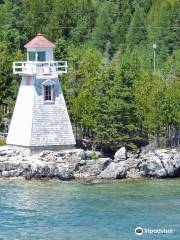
0, 146, 20, 157
0, 161, 20, 172
35, 164, 52, 178
68, 150, 86, 171
138, 157, 167, 177
126, 168, 144, 178
53, 164, 74, 180
137, 149, 180, 178
114, 147, 127, 162
74, 158, 112, 178
99, 161, 127, 179
19, 163, 33, 179
0, 145, 179, 180
2, 170, 20, 177
158, 150, 180, 177
111, 148, 180, 179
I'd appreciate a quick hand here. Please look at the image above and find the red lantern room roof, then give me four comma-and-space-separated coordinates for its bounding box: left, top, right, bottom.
24, 33, 55, 48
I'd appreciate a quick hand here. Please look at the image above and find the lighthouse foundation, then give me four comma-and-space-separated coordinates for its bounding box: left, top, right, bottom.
7, 144, 75, 156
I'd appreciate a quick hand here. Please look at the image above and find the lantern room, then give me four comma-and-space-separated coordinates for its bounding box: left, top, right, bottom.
25, 33, 55, 62
13, 33, 67, 77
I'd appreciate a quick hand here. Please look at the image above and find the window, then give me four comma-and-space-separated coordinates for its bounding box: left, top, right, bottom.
42, 79, 55, 102
28, 51, 46, 61
28, 52, 36, 61
44, 85, 54, 101
37, 51, 46, 61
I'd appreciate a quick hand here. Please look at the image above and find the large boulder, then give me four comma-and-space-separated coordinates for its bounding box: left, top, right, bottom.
18, 162, 32, 179
125, 158, 143, 178
0, 146, 20, 157
1, 169, 21, 177
137, 149, 180, 178
0, 160, 20, 172
114, 147, 127, 162
138, 156, 167, 177
53, 164, 74, 180
155, 149, 180, 177
99, 161, 128, 179
67, 149, 87, 171
74, 158, 112, 178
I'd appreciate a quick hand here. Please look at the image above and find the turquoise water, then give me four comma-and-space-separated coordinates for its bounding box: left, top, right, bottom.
0, 179, 179, 240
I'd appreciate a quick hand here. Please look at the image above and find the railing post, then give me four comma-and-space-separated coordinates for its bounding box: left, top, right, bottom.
65, 61, 68, 73
13, 62, 15, 74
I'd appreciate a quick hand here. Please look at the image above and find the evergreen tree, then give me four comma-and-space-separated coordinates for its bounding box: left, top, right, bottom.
67, 48, 101, 138
126, 4, 147, 48
54, 39, 69, 60
95, 55, 140, 151
112, 1, 132, 50
45, 0, 79, 41
70, 0, 96, 45
91, 2, 113, 52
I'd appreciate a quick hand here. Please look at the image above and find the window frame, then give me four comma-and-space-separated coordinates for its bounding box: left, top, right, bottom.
37, 51, 46, 62
43, 85, 55, 102
28, 52, 36, 61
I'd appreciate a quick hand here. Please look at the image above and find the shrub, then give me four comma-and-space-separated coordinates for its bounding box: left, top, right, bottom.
91, 151, 98, 160
0, 138, 6, 146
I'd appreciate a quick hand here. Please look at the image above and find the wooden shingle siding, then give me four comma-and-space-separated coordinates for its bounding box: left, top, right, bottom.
30, 78, 75, 146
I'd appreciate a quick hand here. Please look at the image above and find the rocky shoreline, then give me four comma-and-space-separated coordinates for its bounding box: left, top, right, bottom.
0, 146, 179, 182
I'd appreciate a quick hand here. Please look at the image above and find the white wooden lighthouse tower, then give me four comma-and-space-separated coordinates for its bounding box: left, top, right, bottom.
6, 33, 75, 154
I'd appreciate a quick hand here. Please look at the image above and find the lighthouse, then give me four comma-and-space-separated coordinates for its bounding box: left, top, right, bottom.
6, 33, 75, 154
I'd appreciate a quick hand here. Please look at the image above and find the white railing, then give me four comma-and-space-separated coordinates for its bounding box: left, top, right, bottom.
13, 61, 67, 76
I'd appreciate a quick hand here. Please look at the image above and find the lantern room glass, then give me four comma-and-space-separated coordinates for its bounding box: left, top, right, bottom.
37, 51, 46, 61
28, 52, 36, 61
28, 51, 46, 61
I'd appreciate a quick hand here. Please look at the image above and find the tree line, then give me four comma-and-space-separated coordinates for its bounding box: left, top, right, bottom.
0, 0, 179, 151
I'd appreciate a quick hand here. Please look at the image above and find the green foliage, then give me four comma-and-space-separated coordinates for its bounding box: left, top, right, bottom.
126, 4, 147, 48
54, 39, 69, 60
112, 4, 132, 50
91, 2, 113, 52
91, 151, 98, 160
68, 47, 101, 137
0, 138, 6, 146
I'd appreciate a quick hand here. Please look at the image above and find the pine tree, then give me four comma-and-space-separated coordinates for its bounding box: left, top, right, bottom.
112, 1, 132, 50
95, 56, 140, 151
133, 71, 153, 138
68, 48, 101, 138
70, 0, 96, 45
126, 4, 147, 48
91, 2, 113, 52
148, 0, 180, 68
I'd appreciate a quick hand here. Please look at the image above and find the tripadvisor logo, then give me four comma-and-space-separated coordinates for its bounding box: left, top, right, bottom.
135, 226, 174, 236
135, 227, 143, 236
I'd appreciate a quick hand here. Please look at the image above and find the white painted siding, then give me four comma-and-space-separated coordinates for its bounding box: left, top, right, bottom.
6, 77, 35, 146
